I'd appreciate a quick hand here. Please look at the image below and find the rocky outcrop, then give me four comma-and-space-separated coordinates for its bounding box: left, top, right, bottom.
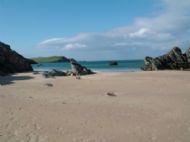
42, 61, 94, 78
0, 41, 34, 75
42, 69, 66, 78
186, 47, 190, 63
70, 59, 94, 75
28, 59, 38, 64
109, 61, 118, 66
142, 47, 190, 71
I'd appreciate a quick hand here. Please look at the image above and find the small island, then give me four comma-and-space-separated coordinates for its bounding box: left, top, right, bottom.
109, 61, 118, 66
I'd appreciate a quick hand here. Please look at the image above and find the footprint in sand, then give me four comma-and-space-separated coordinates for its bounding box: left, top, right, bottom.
57, 127, 65, 134
26, 132, 39, 142
34, 123, 41, 130
26, 132, 47, 142
72, 133, 97, 142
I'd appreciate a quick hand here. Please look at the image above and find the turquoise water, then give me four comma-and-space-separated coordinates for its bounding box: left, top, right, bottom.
32, 60, 144, 72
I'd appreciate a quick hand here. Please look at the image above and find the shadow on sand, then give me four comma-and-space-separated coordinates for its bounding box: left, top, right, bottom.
0, 75, 34, 85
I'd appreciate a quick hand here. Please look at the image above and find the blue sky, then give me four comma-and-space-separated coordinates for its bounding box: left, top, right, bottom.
0, 0, 190, 60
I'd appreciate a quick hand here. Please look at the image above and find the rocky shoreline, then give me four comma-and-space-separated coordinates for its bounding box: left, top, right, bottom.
142, 47, 190, 71
0, 41, 95, 76
1, 41, 190, 76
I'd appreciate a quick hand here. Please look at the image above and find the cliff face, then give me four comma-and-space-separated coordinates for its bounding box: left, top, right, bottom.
142, 47, 190, 71
0, 41, 34, 75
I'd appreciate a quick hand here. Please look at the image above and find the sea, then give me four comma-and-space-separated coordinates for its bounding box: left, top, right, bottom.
32, 60, 144, 72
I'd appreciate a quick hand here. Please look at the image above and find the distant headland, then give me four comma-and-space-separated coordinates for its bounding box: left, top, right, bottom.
31, 56, 69, 63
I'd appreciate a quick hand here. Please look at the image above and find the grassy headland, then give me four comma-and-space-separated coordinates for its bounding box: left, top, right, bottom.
31, 56, 69, 63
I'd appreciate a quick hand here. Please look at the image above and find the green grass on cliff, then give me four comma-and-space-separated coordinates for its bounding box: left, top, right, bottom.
31, 56, 69, 63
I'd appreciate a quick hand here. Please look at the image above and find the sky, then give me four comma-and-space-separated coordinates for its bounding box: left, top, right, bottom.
0, 0, 190, 60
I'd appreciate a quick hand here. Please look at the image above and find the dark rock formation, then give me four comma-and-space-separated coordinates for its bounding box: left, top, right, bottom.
142, 47, 190, 71
42, 69, 66, 78
186, 47, 190, 63
109, 61, 118, 66
28, 59, 38, 64
69, 59, 94, 75
0, 41, 34, 75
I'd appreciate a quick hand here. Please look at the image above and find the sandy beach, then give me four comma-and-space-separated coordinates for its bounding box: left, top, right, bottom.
0, 71, 190, 142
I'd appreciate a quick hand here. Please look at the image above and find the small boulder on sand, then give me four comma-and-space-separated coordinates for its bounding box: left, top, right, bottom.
106, 92, 117, 97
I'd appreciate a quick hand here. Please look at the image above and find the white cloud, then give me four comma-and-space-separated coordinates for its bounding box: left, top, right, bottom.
64, 43, 87, 50
129, 28, 150, 38
38, 0, 190, 60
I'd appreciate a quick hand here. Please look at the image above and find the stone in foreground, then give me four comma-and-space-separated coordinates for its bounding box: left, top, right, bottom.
42, 69, 66, 78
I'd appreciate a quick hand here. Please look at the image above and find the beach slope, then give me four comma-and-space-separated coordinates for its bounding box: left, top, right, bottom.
0, 71, 190, 142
